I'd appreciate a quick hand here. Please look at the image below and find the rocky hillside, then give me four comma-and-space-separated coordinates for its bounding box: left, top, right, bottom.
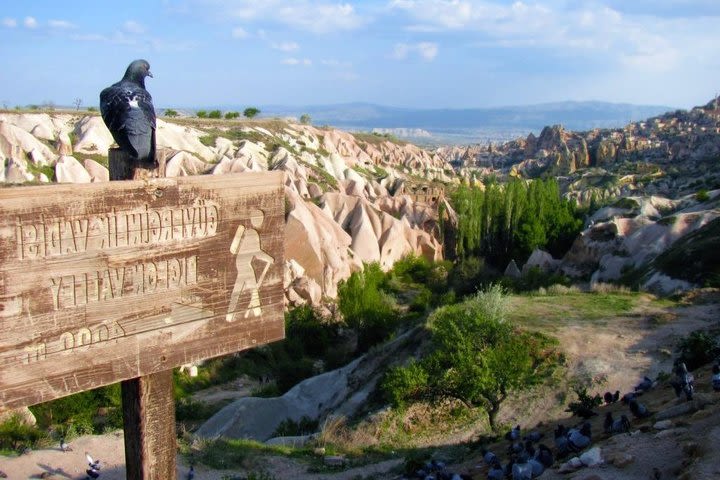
0, 112, 455, 306
442, 97, 720, 203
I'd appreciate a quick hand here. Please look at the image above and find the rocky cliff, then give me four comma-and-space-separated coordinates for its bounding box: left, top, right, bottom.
0, 112, 453, 306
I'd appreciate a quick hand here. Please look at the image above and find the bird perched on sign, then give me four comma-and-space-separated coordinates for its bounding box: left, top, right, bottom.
100, 59, 156, 167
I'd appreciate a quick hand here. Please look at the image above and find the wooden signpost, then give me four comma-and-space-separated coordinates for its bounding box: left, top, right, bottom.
0, 167, 285, 478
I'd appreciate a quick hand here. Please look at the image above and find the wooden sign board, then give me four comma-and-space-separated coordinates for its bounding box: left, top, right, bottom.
0, 172, 285, 409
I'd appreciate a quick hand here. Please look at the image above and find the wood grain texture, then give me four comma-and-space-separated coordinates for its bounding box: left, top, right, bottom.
0, 170, 286, 408
122, 370, 176, 480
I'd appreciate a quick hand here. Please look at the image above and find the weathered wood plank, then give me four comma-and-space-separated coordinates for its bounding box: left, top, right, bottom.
0, 171, 286, 408
122, 369, 176, 480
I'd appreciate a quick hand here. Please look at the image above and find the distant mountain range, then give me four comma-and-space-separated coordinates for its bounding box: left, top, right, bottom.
253, 101, 675, 141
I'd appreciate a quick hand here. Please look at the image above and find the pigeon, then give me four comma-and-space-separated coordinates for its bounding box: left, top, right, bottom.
86, 452, 101, 470
523, 431, 544, 443
611, 414, 631, 434
187, 465, 195, 480
604, 412, 614, 434
711, 364, 720, 392
511, 454, 533, 480
629, 399, 651, 419
553, 425, 571, 458
535, 444, 554, 468
480, 447, 497, 466
100, 59, 156, 167
567, 422, 592, 452
487, 459, 505, 480
621, 392, 637, 405
505, 424, 521, 441
86, 468, 100, 479
672, 363, 695, 400
0, 470, 6, 478
603, 390, 620, 404
60, 436, 71, 452
635, 376, 655, 393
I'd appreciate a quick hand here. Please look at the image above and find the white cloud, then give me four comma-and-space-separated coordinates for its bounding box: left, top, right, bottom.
231, 26, 249, 38
48, 19, 76, 29
272, 42, 299, 52
123, 20, 145, 34
417, 42, 438, 60
282, 57, 312, 66
198, 1, 366, 34
2, 17, 17, 28
277, 3, 364, 33
392, 42, 438, 61
23, 16, 38, 29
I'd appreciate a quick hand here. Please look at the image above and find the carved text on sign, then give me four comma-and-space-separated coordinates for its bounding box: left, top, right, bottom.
49, 255, 198, 310
16, 201, 218, 260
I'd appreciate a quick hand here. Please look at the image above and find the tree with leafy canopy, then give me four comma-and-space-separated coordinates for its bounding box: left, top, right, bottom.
243, 107, 260, 118
300, 113, 312, 125
382, 285, 559, 429
164, 108, 178, 117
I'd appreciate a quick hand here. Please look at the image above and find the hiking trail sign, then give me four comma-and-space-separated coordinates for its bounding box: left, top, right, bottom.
0, 172, 285, 409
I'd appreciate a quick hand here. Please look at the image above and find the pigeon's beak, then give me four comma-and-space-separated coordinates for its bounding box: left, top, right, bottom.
147, 71, 153, 78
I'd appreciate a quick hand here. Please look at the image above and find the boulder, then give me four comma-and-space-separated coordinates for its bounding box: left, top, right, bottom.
522, 249, 559, 275
165, 151, 210, 177
55, 156, 92, 183
73, 115, 114, 155
155, 119, 216, 161
83, 159, 109, 182
0, 120, 57, 166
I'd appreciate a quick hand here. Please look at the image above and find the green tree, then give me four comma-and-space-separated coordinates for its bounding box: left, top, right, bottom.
225, 111, 240, 119
208, 110, 222, 119
196, 110, 207, 118
164, 108, 178, 117
243, 107, 260, 118
300, 113, 312, 125
338, 263, 397, 352
383, 285, 558, 429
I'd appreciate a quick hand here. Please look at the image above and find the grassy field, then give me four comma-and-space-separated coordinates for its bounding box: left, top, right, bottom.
507, 290, 676, 330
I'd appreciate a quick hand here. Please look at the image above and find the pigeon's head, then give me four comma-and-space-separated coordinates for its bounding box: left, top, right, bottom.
123, 59, 153, 86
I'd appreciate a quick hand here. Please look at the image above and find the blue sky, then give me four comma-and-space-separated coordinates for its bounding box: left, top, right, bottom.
1, 1, 719, 110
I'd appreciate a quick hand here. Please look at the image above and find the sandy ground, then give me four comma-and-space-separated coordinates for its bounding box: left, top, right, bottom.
2, 297, 718, 480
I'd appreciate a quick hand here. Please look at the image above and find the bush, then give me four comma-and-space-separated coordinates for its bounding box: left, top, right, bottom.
164, 108, 178, 117
338, 263, 397, 352
244, 107, 260, 118
676, 330, 720, 370
566, 386, 602, 417
695, 189, 710, 202
196, 110, 207, 118
225, 111, 240, 119
299, 114, 311, 125
208, 110, 222, 119
0, 415, 46, 452
272, 416, 318, 437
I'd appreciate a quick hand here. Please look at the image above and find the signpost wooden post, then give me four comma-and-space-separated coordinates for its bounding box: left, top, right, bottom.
0, 155, 285, 479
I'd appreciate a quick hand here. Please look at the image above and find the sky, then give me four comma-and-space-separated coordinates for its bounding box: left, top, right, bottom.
1, 0, 719, 110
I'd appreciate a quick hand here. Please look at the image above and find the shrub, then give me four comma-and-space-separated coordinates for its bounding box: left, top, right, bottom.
566, 386, 602, 417
338, 263, 397, 352
695, 189, 710, 202
272, 416, 318, 437
196, 110, 207, 118
164, 108, 178, 117
208, 110, 222, 119
225, 111, 240, 119
0, 415, 46, 452
244, 107, 260, 118
299, 113, 312, 125
676, 330, 720, 370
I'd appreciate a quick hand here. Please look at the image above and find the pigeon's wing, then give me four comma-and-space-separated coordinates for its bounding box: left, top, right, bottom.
100, 82, 156, 161
86, 452, 94, 465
